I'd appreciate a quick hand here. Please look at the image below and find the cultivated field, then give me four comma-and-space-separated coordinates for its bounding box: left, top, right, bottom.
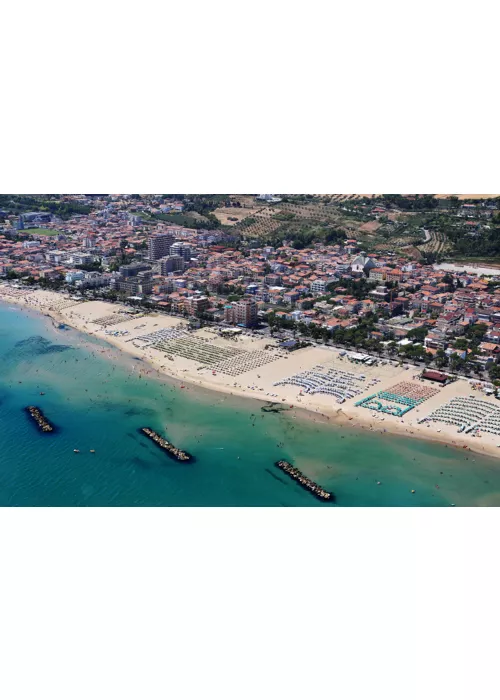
434, 194, 500, 200
418, 230, 452, 255
213, 206, 263, 226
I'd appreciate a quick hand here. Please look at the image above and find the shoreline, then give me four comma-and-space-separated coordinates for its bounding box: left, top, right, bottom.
3, 286, 500, 461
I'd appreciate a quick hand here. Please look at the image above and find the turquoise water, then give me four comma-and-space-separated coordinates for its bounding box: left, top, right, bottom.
1, 302, 500, 506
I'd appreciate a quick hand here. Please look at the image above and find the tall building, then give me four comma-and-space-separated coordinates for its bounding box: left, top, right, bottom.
148, 233, 176, 261
224, 298, 257, 327
82, 235, 96, 248
169, 241, 192, 262
160, 255, 185, 274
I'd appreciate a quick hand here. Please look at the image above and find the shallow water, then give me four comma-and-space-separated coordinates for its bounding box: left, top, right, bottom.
1, 302, 499, 506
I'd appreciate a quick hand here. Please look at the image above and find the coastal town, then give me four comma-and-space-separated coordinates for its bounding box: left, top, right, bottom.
3, 193, 500, 457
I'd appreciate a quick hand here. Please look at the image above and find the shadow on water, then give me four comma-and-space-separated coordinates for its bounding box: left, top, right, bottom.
132, 456, 152, 470
265, 468, 288, 486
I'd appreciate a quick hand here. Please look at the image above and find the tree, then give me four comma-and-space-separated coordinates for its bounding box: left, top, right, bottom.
435, 349, 448, 368
298, 322, 310, 337
466, 323, 487, 342
407, 327, 428, 342
310, 325, 322, 340
488, 364, 500, 382
449, 353, 465, 373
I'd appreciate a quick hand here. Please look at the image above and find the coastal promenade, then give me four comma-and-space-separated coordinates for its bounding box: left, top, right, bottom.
3, 285, 500, 459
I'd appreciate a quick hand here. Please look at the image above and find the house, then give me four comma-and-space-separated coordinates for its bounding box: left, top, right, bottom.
479, 342, 500, 358
386, 268, 404, 283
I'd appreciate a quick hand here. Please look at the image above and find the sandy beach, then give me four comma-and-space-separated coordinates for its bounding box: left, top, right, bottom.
3, 284, 500, 459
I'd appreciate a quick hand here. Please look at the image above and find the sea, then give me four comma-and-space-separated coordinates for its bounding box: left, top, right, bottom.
1, 301, 500, 506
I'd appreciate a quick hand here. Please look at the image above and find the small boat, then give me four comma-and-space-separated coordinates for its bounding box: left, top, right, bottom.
40, 392, 45, 396
73, 449, 80, 453
90, 449, 95, 453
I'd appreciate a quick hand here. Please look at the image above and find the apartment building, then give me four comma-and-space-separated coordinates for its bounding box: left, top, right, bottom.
169, 241, 192, 262
184, 295, 209, 316
147, 233, 176, 261
118, 271, 153, 295
160, 255, 185, 274
224, 298, 257, 327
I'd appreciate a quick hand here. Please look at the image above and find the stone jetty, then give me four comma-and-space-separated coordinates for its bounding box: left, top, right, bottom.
25, 406, 55, 433
274, 460, 334, 501
141, 427, 193, 462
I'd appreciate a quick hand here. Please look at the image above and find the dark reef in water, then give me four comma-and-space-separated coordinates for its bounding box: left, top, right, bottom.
261, 402, 289, 413
11, 335, 71, 358
124, 406, 156, 418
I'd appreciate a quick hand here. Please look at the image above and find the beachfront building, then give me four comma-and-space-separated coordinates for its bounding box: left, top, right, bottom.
118, 271, 153, 296
65, 270, 85, 283
148, 232, 176, 261
224, 298, 257, 327
184, 295, 209, 317
75, 272, 110, 289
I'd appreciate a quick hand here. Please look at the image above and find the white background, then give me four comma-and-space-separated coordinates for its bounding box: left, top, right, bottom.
1, 1, 499, 698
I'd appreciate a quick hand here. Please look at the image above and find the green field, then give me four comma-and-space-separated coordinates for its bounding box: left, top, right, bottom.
23, 228, 61, 236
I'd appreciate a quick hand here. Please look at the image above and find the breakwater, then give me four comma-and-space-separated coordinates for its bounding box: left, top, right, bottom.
3, 301, 500, 506
25, 406, 54, 432
141, 427, 193, 462
275, 460, 334, 501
